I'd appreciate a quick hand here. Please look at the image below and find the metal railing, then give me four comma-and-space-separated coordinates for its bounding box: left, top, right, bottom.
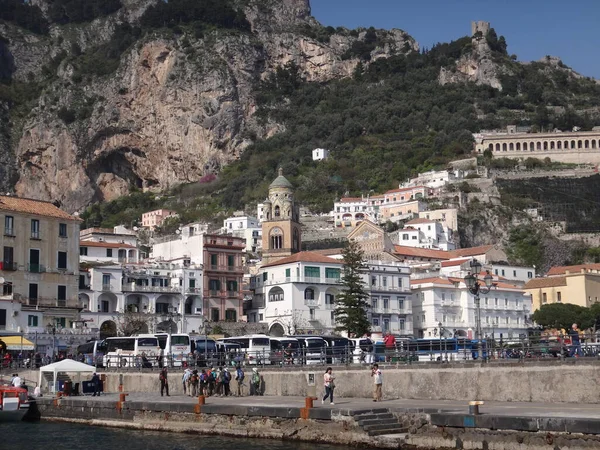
27, 263, 46, 273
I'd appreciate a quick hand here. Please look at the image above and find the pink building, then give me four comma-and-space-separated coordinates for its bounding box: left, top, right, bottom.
142, 209, 177, 229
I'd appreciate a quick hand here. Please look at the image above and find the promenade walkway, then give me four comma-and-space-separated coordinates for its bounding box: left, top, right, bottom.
70, 393, 600, 420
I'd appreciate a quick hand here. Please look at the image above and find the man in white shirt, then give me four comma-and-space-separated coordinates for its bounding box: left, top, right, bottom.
12, 373, 22, 387
371, 364, 382, 402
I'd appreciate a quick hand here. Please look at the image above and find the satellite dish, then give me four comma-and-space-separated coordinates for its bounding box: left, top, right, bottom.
133, 226, 139, 231
0, 276, 4, 284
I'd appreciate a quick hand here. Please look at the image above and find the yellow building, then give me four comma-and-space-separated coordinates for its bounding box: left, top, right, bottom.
0, 195, 81, 329
524, 264, 600, 311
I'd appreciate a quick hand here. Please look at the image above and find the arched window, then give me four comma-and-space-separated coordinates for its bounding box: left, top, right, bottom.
585, 140, 590, 149
557, 141, 562, 149
578, 140, 583, 149
550, 141, 555, 150
495, 143, 500, 151
509, 143, 514, 151
274, 205, 280, 217
571, 140, 576, 149
523, 142, 528, 151
536, 142, 542, 150
269, 287, 284, 302
304, 288, 315, 300
270, 227, 283, 250
530, 142, 535, 151
516, 142, 521, 151
502, 143, 507, 151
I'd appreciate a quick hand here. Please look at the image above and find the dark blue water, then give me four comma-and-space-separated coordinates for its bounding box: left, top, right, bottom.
2, 422, 352, 450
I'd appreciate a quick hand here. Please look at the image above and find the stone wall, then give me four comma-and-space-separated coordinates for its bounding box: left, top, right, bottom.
43, 362, 600, 404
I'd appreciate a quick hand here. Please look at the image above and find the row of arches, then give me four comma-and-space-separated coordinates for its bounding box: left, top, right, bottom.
79, 293, 201, 314
488, 138, 600, 153
267, 286, 339, 303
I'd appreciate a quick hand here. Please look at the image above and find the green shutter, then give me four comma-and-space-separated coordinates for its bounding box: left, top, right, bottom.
326, 268, 340, 279
228, 255, 234, 266
263, 272, 268, 281
285, 268, 291, 278
304, 266, 320, 278
211, 254, 218, 265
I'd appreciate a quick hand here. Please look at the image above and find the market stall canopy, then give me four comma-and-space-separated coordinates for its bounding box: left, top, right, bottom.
1, 335, 35, 351
39, 359, 97, 393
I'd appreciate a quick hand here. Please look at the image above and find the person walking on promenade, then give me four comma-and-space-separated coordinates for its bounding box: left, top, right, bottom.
182, 368, 192, 396
208, 367, 216, 396
222, 368, 231, 397
200, 369, 208, 396
321, 367, 335, 405
91, 372, 101, 397
190, 370, 199, 397
159, 367, 169, 397
569, 323, 583, 357
216, 367, 223, 396
235, 365, 245, 397
371, 363, 382, 402
383, 331, 396, 362
251, 367, 261, 395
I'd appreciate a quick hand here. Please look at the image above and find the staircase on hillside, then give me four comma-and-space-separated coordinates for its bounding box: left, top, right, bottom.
352, 408, 408, 436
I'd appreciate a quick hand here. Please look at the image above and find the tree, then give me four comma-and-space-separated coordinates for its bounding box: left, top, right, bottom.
114, 310, 155, 336
334, 240, 370, 337
506, 225, 543, 268
532, 304, 594, 331
282, 310, 308, 335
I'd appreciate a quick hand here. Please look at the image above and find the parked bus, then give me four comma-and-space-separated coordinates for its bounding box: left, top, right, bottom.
221, 334, 271, 365
192, 337, 218, 367
320, 336, 352, 364
76, 340, 107, 367
155, 333, 192, 367
293, 336, 327, 365
349, 337, 374, 364
408, 338, 480, 362
103, 335, 161, 368
270, 337, 300, 365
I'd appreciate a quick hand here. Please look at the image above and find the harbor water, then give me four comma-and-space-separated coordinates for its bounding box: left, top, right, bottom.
2, 422, 354, 450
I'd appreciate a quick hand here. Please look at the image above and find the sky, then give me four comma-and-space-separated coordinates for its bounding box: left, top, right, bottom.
310, 0, 600, 79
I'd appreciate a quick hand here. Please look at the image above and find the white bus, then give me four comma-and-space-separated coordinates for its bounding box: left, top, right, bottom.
155, 333, 192, 367
103, 335, 161, 368
221, 334, 271, 365
270, 337, 300, 365
76, 340, 107, 367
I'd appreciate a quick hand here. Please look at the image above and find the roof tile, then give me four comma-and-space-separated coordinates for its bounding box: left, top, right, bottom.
524, 277, 568, 289
261, 251, 343, 268
0, 196, 78, 221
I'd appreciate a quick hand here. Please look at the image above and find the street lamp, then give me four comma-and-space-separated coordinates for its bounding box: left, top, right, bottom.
464, 259, 495, 358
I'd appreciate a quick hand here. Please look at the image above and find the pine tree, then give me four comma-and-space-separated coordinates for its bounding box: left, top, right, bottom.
334, 240, 370, 337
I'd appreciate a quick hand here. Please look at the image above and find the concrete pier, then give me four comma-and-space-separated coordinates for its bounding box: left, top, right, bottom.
35, 393, 600, 449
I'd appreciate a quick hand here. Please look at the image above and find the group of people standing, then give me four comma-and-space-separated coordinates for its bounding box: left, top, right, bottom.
158, 365, 262, 397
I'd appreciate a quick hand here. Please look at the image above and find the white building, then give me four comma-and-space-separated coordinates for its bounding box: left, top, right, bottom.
418, 208, 458, 235
223, 216, 262, 253
246, 252, 344, 335
150, 222, 208, 265
79, 262, 205, 337
365, 261, 413, 336
312, 148, 330, 161
410, 275, 531, 339
395, 218, 455, 251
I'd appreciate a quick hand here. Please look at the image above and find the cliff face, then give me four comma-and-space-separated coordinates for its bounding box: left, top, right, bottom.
1, 0, 417, 212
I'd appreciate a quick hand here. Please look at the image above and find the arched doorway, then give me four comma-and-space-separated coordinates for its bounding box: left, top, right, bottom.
100, 320, 117, 339
78, 293, 90, 311
269, 322, 285, 337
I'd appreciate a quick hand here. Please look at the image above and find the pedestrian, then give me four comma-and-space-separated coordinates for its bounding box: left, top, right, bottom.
182, 368, 192, 396
222, 368, 231, 397
216, 366, 223, 396
91, 372, 100, 396
383, 331, 396, 362
371, 363, 382, 402
11, 373, 21, 387
569, 323, 583, 357
235, 365, 245, 397
200, 369, 208, 396
251, 367, 261, 396
208, 367, 216, 396
190, 370, 199, 396
321, 367, 335, 405
159, 367, 169, 397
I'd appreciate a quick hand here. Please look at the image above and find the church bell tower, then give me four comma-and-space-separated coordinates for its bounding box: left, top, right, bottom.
261, 168, 301, 265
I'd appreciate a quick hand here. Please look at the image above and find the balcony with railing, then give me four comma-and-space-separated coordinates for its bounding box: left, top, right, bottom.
101, 284, 113, 291
31, 231, 41, 240
121, 283, 180, 293
305, 298, 319, 307
207, 265, 244, 273
27, 264, 46, 273
370, 284, 410, 293
0, 261, 18, 271
4, 227, 15, 237
21, 296, 75, 308
262, 276, 342, 286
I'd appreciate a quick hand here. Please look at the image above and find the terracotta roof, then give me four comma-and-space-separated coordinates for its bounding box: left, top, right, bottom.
312, 248, 344, 256
393, 245, 450, 260
339, 197, 363, 203
524, 277, 567, 289
410, 277, 454, 286
450, 245, 495, 258
405, 218, 435, 225
447, 277, 521, 291
261, 251, 343, 268
441, 258, 471, 268
546, 264, 600, 276
80, 241, 136, 249
369, 195, 384, 199
384, 186, 427, 195
0, 196, 79, 221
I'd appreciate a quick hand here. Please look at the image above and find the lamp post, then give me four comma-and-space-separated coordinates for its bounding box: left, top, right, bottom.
464, 259, 494, 359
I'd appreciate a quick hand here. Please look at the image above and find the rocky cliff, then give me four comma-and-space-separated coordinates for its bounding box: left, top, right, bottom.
0, 0, 417, 212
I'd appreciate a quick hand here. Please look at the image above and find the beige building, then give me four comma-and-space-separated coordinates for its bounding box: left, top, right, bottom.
141, 209, 177, 229
525, 264, 600, 311
0, 196, 80, 329
261, 168, 301, 265
380, 200, 426, 222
